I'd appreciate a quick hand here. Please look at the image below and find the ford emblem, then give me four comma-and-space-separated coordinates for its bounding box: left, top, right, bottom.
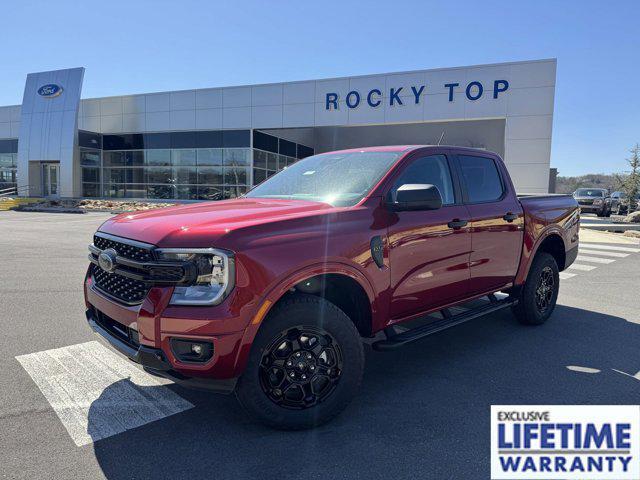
98, 249, 118, 273
37, 84, 63, 98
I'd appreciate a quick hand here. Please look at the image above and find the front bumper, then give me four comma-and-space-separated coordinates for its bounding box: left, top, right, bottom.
578, 204, 604, 213
84, 270, 256, 391
86, 307, 238, 393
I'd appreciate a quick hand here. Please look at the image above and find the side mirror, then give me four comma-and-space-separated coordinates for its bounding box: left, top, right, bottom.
389, 184, 443, 211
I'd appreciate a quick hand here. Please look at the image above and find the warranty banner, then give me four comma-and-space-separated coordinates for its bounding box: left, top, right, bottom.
491, 405, 640, 479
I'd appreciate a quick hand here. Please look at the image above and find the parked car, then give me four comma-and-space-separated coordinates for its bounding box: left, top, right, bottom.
84, 146, 579, 429
610, 191, 639, 215
573, 188, 611, 217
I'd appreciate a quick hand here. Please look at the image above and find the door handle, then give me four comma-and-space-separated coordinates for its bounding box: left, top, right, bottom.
447, 219, 468, 229
503, 212, 519, 222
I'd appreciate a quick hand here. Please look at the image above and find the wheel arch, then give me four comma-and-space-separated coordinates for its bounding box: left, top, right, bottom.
535, 232, 567, 271
515, 228, 567, 288
232, 263, 376, 376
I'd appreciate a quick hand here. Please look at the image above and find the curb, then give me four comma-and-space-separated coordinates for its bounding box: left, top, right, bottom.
581, 223, 640, 232
14, 207, 85, 214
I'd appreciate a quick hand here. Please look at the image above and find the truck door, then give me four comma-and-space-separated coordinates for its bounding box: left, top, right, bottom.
386, 152, 472, 320
453, 152, 524, 294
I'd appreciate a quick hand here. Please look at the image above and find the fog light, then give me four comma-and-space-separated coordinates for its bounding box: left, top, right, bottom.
170, 338, 214, 363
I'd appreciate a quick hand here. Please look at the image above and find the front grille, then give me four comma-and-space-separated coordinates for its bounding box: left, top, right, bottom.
579, 199, 594, 205
93, 308, 140, 349
94, 234, 154, 262
93, 265, 149, 304
89, 232, 189, 306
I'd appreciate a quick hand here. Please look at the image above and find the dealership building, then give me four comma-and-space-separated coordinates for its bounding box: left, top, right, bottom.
0, 59, 556, 200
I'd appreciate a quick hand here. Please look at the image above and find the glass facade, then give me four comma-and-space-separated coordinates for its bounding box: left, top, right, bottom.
0, 139, 18, 191
78, 129, 314, 200
82, 147, 250, 200
252, 131, 313, 185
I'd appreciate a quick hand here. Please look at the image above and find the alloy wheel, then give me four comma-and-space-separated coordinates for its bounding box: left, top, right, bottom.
534, 266, 555, 314
259, 326, 343, 410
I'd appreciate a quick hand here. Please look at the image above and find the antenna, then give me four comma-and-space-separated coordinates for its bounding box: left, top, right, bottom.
436, 131, 445, 146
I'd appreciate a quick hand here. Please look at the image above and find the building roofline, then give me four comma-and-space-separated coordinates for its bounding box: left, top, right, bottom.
74, 58, 557, 102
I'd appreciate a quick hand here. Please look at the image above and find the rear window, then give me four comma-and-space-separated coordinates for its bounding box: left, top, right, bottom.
458, 155, 504, 203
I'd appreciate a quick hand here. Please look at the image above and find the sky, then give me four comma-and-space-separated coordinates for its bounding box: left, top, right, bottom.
0, 0, 638, 176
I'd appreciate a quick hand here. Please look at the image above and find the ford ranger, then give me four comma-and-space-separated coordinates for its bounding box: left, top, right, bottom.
84, 145, 579, 429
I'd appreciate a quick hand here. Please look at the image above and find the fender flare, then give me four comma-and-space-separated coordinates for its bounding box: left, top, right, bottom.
515, 226, 566, 285
231, 262, 377, 376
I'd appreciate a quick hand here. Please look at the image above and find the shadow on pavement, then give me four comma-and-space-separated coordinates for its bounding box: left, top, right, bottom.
89, 304, 640, 480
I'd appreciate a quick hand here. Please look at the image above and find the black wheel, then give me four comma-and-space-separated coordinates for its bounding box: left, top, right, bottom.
604, 208, 611, 217
512, 252, 559, 325
235, 294, 364, 430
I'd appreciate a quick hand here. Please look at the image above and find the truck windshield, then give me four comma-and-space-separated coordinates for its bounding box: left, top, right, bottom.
575, 189, 604, 197
246, 151, 401, 207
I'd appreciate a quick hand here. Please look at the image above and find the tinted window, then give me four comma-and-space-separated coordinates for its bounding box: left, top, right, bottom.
143, 133, 171, 149
0, 139, 18, 154
170, 131, 196, 149
78, 131, 102, 149
392, 155, 455, 205
458, 155, 503, 203
253, 131, 278, 153
297, 145, 314, 159
279, 139, 297, 157
195, 130, 222, 148
222, 130, 250, 148
103, 134, 144, 150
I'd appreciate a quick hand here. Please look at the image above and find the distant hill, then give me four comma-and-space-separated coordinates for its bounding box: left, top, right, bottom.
555, 174, 623, 194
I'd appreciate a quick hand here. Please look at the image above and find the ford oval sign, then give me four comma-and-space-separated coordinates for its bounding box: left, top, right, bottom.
37, 84, 63, 98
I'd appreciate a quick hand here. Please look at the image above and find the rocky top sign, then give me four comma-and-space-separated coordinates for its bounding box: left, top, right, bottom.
325, 79, 509, 110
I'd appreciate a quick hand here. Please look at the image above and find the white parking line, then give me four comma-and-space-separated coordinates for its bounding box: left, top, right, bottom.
568, 263, 597, 271
579, 248, 629, 258
575, 255, 615, 264
16, 341, 193, 447
560, 272, 577, 279
579, 243, 640, 253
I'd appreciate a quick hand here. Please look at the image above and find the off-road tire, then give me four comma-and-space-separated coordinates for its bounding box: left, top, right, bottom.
511, 252, 559, 325
235, 294, 364, 430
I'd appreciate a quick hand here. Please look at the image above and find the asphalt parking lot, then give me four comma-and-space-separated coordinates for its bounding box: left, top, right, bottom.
1, 211, 640, 480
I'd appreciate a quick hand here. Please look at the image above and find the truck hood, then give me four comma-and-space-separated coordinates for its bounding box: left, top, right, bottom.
98, 197, 337, 247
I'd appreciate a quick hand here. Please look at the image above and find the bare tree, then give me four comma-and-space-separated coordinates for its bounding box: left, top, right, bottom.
615, 144, 640, 213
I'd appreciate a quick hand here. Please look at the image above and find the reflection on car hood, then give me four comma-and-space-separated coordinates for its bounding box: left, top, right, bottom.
97, 197, 337, 247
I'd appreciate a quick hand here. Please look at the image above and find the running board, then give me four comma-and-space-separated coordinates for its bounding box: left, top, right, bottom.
372, 296, 517, 351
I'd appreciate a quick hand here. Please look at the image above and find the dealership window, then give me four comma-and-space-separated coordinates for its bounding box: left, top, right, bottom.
0, 153, 17, 188
0, 139, 18, 192
251, 131, 313, 187
81, 148, 102, 198
76, 129, 312, 200
96, 147, 252, 200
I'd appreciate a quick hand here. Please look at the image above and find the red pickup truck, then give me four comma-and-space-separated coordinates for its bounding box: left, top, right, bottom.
85, 145, 579, 429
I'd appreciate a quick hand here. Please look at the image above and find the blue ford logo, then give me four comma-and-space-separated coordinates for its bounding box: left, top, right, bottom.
37, 84, 63, 98
98, 249, 118, 273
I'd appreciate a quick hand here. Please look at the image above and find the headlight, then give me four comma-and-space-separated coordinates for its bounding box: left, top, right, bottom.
593, 198, 603, 205
156, 248, 235, 306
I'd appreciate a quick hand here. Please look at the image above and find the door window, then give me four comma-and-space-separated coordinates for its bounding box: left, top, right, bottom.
391, 155, 455, 205
42, 164, 59, 197
458, 155, 503, 203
